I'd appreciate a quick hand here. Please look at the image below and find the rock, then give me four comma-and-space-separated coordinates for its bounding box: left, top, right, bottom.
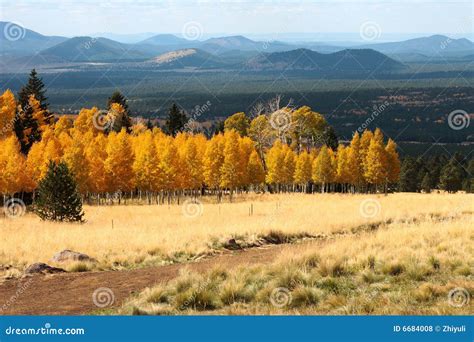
52, 250, 96, 263
224, 238, 242, 250
24, 263, 66, 275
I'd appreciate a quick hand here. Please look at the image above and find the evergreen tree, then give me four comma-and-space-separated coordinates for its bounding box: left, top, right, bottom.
107, 91, 132, 133
421, 172, 433, 193
439, 157, 463, 193
398, 157, 419, 192
165, 103, 188, 136
15, 70, 52, 154
34, 161, 84, 222
322, 126, 338, 150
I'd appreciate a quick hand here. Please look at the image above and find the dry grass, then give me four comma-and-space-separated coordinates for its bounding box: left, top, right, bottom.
0, 193, 472, 276
120, 214, 473, 315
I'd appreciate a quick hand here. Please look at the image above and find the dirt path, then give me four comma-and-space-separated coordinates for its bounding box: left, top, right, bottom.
0, 242, 315, 315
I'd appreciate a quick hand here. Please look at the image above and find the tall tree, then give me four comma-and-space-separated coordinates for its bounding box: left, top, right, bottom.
398, 157, 420, 192
34, 161, 84, 222
0, 90, 17, 139
165, 103, 188, 136
439, 157, 463, 193
15, 70, 52, 154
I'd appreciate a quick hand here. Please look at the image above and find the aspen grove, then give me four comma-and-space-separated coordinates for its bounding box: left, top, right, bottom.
0, 90, 400, 204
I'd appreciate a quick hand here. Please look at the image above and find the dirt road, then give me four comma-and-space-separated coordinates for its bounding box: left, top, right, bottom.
0, 242, 306, 315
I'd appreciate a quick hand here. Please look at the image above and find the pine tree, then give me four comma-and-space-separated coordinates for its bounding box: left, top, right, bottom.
421, 172, 432, 193
165, 103, 188, 136
439, 157, 463, 193
322, 125, 338, 150
34, 161, 84, 222
15, 70, 52, 154
398, 157, 419, 192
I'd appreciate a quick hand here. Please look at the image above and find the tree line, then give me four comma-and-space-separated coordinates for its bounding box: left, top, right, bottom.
0, 70, 470, 212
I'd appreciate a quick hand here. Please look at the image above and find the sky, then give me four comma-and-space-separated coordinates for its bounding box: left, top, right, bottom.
1, 0, 473, 41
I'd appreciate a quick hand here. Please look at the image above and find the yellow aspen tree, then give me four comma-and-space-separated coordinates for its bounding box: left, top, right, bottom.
247, 149, 266, 188
312, 146, 335, 193
385, 138, 401, 184
364, 128, 388, 191
0, 136, 27, 195
29, 95, 49, 132
159, 137, 180, 193
183, 136, 204, 191
336, 144, 351, 191
282, 145, 296, 190
133, 131, 161, 195
294, 151, 312, 191
85, 133, 109, 194
265, 140, 285, 190
54, 116, 73, 136
62, 131, 90, 194
203, 134, 224, 192
346, 132, 363, 191
0, 89, 16, 139
220, 130, 241, 197
238, 136, 254, 187
104, 129, 134, 193
360, 129, 374, 178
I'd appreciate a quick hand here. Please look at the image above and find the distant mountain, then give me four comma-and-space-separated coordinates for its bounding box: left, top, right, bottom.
37, 37, 148, 62
146, 48, 226, 69
0, 21, 67, 56
361, 35, 474, 57
139, 34, 191, 46
245, 48, 404, 72
199, 35, 291, 53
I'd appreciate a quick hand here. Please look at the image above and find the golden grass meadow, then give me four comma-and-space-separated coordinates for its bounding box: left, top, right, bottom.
1, 192, 472, 278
